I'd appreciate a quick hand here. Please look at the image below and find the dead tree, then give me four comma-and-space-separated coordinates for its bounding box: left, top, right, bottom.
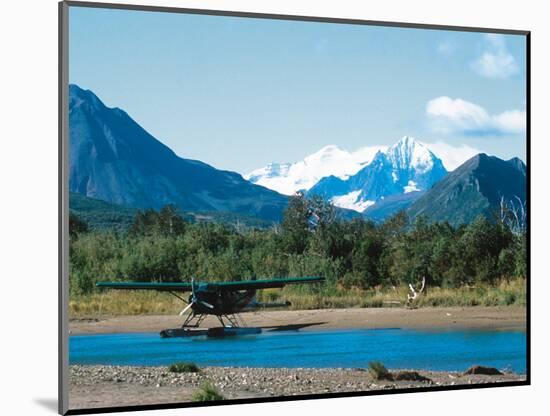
406, 276, 426, 308
499, 196, 527, 235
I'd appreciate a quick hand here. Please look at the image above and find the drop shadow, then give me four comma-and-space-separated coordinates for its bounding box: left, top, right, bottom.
263, 322, 327, 332
34, 398, 58, 413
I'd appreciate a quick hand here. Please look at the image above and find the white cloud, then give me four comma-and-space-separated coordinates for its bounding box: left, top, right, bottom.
426, 96, 525, 136
471, 34, 519, 79
492, 110, 526, 134
419, 140, 482, 171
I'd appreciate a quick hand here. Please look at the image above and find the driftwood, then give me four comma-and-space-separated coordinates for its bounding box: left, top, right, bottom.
406, 276, 426, 307
393, 371, 432, 383
382, 300, 402, 305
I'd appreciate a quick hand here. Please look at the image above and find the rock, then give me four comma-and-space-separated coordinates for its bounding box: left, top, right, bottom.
69, 364, 523, 400
463, 366, 503, 376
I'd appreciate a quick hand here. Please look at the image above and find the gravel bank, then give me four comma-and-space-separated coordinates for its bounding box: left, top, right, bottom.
69, 365, 525, 410
69, 306, 526, 335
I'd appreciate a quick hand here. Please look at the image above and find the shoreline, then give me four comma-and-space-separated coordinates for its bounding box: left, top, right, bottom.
69, 365, 526, 410
69, 306, 526, 335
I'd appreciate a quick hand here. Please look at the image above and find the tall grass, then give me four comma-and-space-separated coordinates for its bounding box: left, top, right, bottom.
416, 279, 526, 308
368, 361, 392, 381
191, 383, 224, 402
69, 290, 182, 317
68, 278, 526, 318
258, 278, 526, 310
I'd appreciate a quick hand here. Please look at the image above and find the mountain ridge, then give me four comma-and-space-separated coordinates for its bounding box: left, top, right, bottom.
69, 84, 288, 221
68, 85, 526, 226
407, 153, 526, 225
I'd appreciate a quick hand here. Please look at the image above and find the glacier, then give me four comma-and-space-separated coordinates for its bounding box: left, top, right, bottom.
310, 136, 447, 212
244, 144, 386, 196
331, 191, 375, 212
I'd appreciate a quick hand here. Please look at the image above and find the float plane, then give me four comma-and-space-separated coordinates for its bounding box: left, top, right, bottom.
96, 276, 324, 337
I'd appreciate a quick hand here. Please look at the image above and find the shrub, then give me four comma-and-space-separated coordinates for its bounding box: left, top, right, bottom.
393, 370, 432, 383
191, 383, 224, 402
368, 361, 393, 381
168, 362, 200, 373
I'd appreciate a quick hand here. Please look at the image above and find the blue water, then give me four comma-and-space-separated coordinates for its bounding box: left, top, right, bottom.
69, 328, 526, 374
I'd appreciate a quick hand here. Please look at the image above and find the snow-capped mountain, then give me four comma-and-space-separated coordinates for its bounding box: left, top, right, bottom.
309, 137, 447, 212
244, 144, 386, 195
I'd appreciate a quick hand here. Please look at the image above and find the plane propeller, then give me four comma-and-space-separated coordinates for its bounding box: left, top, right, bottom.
179, 277, 214, 316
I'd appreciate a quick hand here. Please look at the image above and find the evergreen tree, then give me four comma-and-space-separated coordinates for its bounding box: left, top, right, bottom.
281, 192, 310, 254
158, 205, 186, 236
69, 212, 89, 238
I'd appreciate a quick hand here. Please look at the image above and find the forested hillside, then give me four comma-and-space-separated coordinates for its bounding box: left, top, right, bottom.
69, 193, 526, 302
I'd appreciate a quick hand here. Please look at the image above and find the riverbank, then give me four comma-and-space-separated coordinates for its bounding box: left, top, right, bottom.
69, 279, 526, 317
69, 364, 526, 410
69, 306, 526, 335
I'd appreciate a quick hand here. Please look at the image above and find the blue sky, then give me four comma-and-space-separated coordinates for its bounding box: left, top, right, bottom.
69, 6, 527, 173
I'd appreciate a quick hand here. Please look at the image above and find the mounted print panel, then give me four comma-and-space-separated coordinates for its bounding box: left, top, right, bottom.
59, 1, 529, 414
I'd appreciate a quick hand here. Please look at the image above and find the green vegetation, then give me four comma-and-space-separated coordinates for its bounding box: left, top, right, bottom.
168, 362, 200, 373
68, 279, 525, 316
69, 212, 89, 238
191, 383, 224, 402
368, 361, 392, 381
69, 192, 276, 232
68, 193, 527, 314
69, 192, 137, 232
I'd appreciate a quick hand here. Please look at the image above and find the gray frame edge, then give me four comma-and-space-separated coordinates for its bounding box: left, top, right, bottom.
59, 1, 70, 414
63, 0, 530, 35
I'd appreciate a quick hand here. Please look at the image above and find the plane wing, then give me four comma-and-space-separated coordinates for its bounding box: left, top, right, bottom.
95, 281, 192, 291
206, 276, 324, 291
95, 276, 324, 292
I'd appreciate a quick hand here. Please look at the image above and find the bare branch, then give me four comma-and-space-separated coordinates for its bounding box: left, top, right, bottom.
407, 276, 426, 307
499, 196, 527, 235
